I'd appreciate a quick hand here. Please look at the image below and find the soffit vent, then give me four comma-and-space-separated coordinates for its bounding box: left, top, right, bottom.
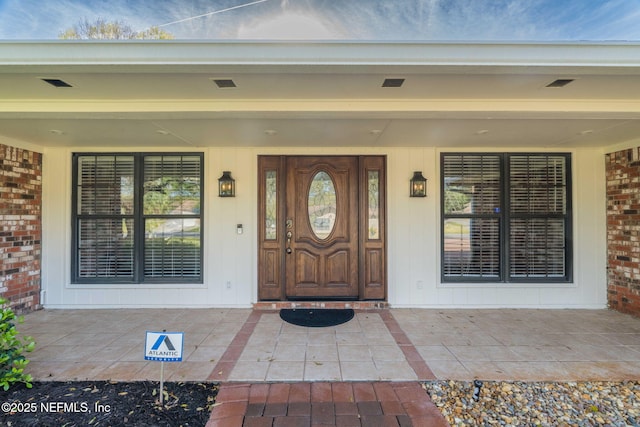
546, 79, 574, 88
382, 78, 405, 88
42, 78, 72, 88
212, 79, 237, 88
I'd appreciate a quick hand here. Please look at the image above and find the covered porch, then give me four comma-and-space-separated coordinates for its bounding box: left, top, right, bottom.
20, 307, 640, 383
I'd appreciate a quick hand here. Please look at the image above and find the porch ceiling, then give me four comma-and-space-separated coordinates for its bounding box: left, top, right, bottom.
2, 40, 640, 149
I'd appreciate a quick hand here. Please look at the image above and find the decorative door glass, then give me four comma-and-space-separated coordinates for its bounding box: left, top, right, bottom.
308, 171, 337, 239
265, 170, 277, 240
368, 170, 380, 239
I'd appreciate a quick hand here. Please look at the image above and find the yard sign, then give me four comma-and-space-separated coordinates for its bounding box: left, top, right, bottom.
144, 331, 184, 362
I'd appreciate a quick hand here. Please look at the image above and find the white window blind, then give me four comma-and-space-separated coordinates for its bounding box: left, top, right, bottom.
143, 155, 201, 279
508, 155, 568, 279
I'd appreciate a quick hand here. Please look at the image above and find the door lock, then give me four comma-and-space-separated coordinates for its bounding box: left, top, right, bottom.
286, 231, 292, 253
286, 220, 293, 254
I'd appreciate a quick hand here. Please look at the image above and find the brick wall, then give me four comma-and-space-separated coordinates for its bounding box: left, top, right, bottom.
0, 144, 42, 314
607, 147, 640, 317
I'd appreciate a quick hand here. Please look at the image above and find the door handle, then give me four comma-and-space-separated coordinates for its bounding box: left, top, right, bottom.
286, 219, 293, 254
286, 230, 292, 254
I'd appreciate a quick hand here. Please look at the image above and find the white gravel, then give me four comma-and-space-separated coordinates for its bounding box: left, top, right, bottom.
423, 381, 640, 426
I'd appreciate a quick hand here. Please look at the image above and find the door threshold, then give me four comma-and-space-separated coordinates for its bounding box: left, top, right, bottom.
253, 301, 388, 311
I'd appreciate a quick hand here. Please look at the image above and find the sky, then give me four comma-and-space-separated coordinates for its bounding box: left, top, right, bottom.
1, 0, 640, 41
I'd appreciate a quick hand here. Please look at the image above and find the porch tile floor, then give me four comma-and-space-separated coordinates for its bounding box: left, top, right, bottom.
18, 308, 640, 425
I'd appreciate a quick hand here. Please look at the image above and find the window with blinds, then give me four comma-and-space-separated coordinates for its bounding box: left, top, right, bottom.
441, 153, 571, 283
72, 153, 203, 284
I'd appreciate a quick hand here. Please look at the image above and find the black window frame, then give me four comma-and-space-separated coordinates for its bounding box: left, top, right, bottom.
71, 152, 204, 284
441, 152, 572, 283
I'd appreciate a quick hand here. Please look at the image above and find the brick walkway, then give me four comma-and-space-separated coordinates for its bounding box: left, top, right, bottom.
204, 310, 448, 426
206, 381, 449, 427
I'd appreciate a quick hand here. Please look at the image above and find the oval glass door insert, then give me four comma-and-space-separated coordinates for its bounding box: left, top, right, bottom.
308, 171, 337, 239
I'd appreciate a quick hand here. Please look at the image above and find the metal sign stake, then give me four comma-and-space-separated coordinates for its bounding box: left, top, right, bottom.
160, 361, 165, 405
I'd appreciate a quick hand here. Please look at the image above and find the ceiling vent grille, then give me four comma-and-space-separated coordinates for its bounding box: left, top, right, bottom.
42, 78, 72, 88
546, 79, 574, 88
213, 79, 237, 88
382, 78, 405, 88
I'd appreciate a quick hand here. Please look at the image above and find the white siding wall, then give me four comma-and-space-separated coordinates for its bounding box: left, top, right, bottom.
41, 145, 607, 309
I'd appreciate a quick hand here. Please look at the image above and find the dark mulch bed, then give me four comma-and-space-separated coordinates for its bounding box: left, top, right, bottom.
1, 381, 218, 427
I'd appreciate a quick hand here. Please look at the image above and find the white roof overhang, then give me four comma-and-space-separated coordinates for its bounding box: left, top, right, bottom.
2, 40, 640, 148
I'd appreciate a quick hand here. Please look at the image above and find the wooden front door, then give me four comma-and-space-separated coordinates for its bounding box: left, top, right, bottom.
285, 156, 359, 299
258, 155, 386, 301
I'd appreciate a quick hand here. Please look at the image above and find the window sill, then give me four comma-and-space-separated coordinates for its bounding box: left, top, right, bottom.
66, 283, 207, 289
438, 282, 576, 288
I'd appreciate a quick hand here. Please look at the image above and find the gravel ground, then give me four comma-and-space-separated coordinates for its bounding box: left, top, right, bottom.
424, 381, 640, 426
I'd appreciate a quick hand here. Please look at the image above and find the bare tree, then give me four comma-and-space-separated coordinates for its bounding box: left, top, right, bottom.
59, 18, 174, 40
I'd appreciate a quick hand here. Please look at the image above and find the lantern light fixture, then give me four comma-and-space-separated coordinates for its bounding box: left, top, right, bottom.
410, 171, 427, 197
218, 171, 235, 197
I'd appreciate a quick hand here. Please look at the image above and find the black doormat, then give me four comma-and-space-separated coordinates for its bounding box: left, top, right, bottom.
279, 308, 355, 327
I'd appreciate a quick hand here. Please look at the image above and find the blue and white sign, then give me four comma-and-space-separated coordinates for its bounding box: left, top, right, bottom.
144, 331, 184, 362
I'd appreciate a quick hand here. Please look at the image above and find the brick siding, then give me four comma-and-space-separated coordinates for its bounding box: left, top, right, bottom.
606, 147, 640, 317
0, 144, 42, 314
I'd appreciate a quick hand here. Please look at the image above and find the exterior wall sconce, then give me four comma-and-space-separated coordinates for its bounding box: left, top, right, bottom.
410, 171, 427, 197
218, 171, 235, 197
